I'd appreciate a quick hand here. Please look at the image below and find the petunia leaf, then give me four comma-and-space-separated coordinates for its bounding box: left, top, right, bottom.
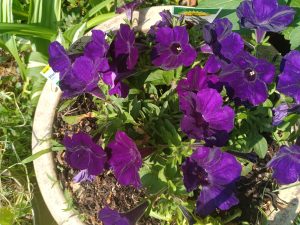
290, 27, 300, 50
253, 135, 268, 159
145, 70, 174, 86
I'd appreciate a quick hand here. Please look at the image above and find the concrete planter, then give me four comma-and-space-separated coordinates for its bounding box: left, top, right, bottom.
31, 6, 300, 225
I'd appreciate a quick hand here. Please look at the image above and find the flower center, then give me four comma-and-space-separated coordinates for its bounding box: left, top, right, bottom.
196, 166, 209, 186
245, 68, 256, 81
196, 113, 209, 128
170, 43, 182, 55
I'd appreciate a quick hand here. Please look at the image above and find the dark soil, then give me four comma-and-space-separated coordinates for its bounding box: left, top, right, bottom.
53, 94, 160, 225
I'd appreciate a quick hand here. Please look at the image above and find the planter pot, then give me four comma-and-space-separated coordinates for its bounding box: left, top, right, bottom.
32, 6, 300, 225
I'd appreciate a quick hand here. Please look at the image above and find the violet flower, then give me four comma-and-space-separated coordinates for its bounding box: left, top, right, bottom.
99, 202, 149, 225
149, 10, 173, 36
152, 26, 197, 70
202, 18, 244, 63
116, 0, 143, 22
114, 24, 139, 70
179, 88, 235, 147
267, 145, 300, 184
182, 147, 242, 216
277, 50, 300, 103
219, 51, 275, 106
108, 131, 142, 188
73, 169, 96, 183
48, 30, 110, 98
237, 0, 295, 43
102, 70, 129, 98
63, 132, 107, 176
273, 103, 300, 126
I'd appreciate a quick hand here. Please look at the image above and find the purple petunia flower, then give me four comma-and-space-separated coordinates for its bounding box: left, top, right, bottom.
272, 103, 300, 126
219, 51, 275, 106
277, 50, 300, 103
73, 169, 96, 183
152, 26, 197, 70
177, 59, 220, 96
102, 71, 129, 98
116, 0, 143, 22
99, 202, 149, 225
108, 131, 142, 188
63, 132, 107, 176
237, 0, 295, 43
114, 24, 139, 70
179, 88, 235, 147
202, 18, 244, 63
48, 30, 110, 98
267, 145, 300, 184
182, 147, 242, 216
149, 10, 173, 36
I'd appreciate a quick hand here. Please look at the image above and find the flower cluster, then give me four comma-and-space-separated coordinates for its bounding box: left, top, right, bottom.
49, 0, 300, 223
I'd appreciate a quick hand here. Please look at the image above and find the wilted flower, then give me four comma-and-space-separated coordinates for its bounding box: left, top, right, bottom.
48, 30, 110, 98
73, 169, 96, 183
108, 131, 142, 188
102, 70, 129, 98
182, 147, 241, 216
273, 103, 300, 126
63, 132, 107, 176
149, 10, 173, 36
267, 145, 300, 184
116, 0, 143, 22
277, 50, 300, 103
220, 51, 275, 106
179, 88, 234, 147
152, 26, 197, 70
99, 202, 149, 225
114, 24, 139, 70
237, 0, 295, 43
202, 18, 244, 62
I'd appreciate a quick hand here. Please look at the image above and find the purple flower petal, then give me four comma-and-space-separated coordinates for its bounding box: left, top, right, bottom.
182, 147, 241, 216
99, 207, 130, 225
84, 30, 109, 60
267, 145, 300, 184
63, 132, 107, 175
273, 103, 300, 126
116, 0, 143, 21
73, 169, 96, 183
48, 41, 71, 75
108, 131, 142, 188
277, 50, 300, 103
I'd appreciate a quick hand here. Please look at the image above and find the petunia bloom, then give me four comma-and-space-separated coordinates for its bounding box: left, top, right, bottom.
148, 10, 173, 36
267, 145, 300, 184
48, 30, 110, 98
114, 24, 139, 70
202, 18, 244, 63
116, 0, 143, 22
99, 202, 149, 225
152, 26, 197, 70
219, 51, 275, 106
272, 103, 300, 126
108, 131, 142, 188
73, 169, 96, 183
102, 70, 129, 98
182, 147, 242, 216
63, 132, 107, 176
237, 0, 295, 43
179, 88, 234, 147
277, 50, 300, 103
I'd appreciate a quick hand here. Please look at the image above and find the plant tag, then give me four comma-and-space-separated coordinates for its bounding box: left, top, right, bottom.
40, 65, 60, 86
172, 6, 222, 24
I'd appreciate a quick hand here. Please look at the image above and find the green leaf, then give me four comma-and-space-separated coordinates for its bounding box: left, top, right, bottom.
145, 70, 174, 86
0, 207, 14, 225
84, 0, 114, 19
63, 22, 87, 44
86, 12, 115, 29
21, 148, 52, 164
140, 164, 167, 194
62, 112, 95, 125
253, 135, 268, 159
290, 27, 300, 50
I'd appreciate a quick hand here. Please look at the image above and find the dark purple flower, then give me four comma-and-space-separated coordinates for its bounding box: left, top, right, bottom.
277, 50, 300, 103
182, 147, 241, 216
179, 88, 234, 147
114, 24, 138, 70
73, 169, 96, 183
116, 0, 143, 22
99, 207, 130, 225
177, 62, 219, 96
99, 202, 149, 225
149, 10, 173, 36
108, 131, 142, 188
102, 71, 129, 98
237, 0, 295, 43
63, 132, 107, 175
272, 103, 300, 126
152, 26, 197, 70
48, 31, 110, 98
267, 145, 300, 184
219, 51, 275, 106
202, 18, 244, 62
